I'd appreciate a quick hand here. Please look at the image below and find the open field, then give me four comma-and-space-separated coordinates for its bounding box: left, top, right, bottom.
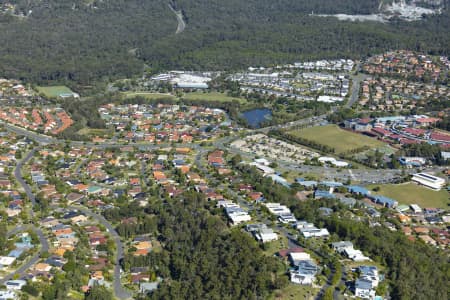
289, 125, 386, 154
182, 91, 247, 103
36, 85, 74, 98
77, 128, 112, 137
270, 284, 318, 300
122, 92, 176, 101
367, 183, 449, 209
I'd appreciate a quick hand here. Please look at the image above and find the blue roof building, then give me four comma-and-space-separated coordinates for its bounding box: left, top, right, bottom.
314, 190, 336, 199
8, 248, 25, 258
297, 180, 317, 188
359, 265, 378, 277
320, 181, 344, 188
370, 195, 398, 208
347, 186, 370, 196
269, 174, 291, 188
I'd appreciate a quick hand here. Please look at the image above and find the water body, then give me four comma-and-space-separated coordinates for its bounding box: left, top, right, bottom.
241, 108, 272, 128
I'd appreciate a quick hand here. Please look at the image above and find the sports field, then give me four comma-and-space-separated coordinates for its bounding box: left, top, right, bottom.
36, 85, 75, 98
123, 92, 176, 101
182, 92, 247, 103
289, 125, 386, 154
367, 183, 449, 209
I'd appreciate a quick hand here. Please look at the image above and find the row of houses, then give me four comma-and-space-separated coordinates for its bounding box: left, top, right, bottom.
39, 212, 114, 293
0, 107, 73, 134
343, 115, 450, 148
363, 50, 448, 83
99, 103, 230, 143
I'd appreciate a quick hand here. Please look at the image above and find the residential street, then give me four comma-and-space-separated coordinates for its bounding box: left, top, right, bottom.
11, 147, 131, 299
2, 152, 49, 285
68, 205, 132, 300
0, 227, 48, 286
14, 148, 39, 212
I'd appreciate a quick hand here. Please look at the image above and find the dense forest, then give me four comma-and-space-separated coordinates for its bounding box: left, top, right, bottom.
103, 194, 286, 299
0, 0, 449, 85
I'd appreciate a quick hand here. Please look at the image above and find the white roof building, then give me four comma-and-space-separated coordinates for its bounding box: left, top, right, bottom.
412, 173, 446, 190
264, 203, 292, 216
5, 280, 26, 290
317, 95, 344, 103
249, 162, 275, 175
289, 252, 311, 265
255, 228, 278, 243
290, 260, 319, 285
0, 256, 16, 267
318, 156, 349, 167
0, 290, 16, 299
344, 248, 371, 262
221, 201, 251, 225
300, 227, 330, 238
410, 204, 422, 213
254, 158, 270, 166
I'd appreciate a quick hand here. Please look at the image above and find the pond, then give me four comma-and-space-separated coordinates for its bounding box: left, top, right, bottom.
241, 108, 272, 128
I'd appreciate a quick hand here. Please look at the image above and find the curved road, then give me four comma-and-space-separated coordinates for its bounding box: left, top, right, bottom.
345, 63, 369, 108
1, 150, 49, 285
68, 205, 132, 300
15, 148, 39, 213
12, 148, 131, 299
0, 227, 48, 285
168, 4, 186, 34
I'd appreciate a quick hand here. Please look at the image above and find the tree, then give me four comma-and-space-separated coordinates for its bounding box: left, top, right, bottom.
22, 284, 39, 297
323, 287, 334, 300
62, 259, 76, 272
85, 284, 113, 300
230, 154, 242, 166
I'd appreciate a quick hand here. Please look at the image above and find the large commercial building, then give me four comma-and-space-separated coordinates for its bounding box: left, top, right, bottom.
412, 173, 446, 190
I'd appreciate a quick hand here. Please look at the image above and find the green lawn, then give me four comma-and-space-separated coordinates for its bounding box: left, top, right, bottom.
36, 85, 75, 98
289, 125, 386, 154
367, 183, 449, 209
270, 284, 318, 300
182, 91, 247, 104
122, 92, 177, 101
263, 235, 288, 256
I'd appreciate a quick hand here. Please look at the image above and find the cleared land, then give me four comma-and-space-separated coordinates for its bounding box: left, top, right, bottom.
182, 92, 247, 103
367, 183, 449, 209
289, 125, 386, 154
36, 85, 74, 98
270, 284, 318, 300
77, 128, 112, 137
122, 92, 176, 101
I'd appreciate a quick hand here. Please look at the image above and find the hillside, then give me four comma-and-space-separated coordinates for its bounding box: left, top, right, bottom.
0, 0, 449, 85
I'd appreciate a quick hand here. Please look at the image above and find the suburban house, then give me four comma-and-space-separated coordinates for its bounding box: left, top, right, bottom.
290, 260, 319, 285
246, 224, 278, 243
